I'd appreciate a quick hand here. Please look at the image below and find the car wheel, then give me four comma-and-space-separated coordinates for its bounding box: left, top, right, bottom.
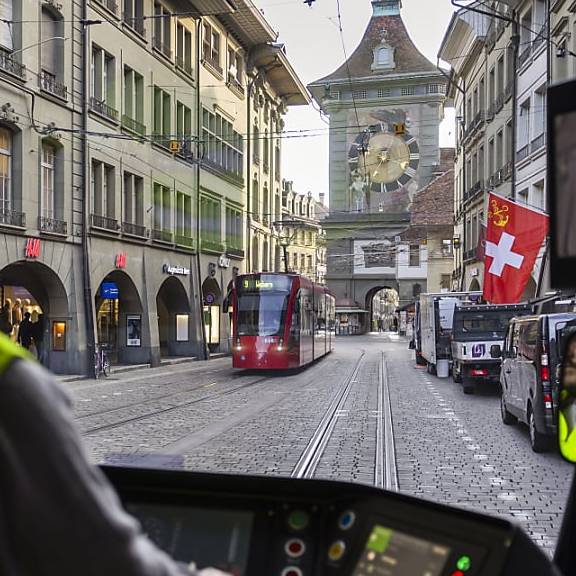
500, 392, 517, 425
462, 378, 475, 394
528, 406, 550, 453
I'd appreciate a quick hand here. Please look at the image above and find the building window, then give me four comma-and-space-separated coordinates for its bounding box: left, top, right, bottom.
202, 22, 221, 72
176, 22, 193, 75
176, 101, 192, 141
0, 0, 13, 51
263, 129, 270, 171
409, 244, 420, 267
517, 98, 530, 156
533, 87, 546, 139
91, 160, 115, 219
176, 191, 193, 243
41, 143, 56, 219
200, 195, 222, 249
153, 182, 172, 239
123, 66, 144, 134
153, 2, 172, 59
378, 88, 391, 98
227, 46, 243, 90
0, 127, 11, 214
496, 129, 504, 169
253, 123, 260, 163
533, 180, 545, 210
275, 143, 280, 182
41, 8, 64, 86
252, 178, 259, 221
153, 86, 171, 147
352, 90, 367, 100
518, 187, 529, 205
401, 86, 415, 96
91, 46, 116, 118
123, 0, 145, 36
263, 184, 269, 224
202, 108, 244, 179
226, 206, 243, 251
123, 172, 144, 228
442, 239, 453, 257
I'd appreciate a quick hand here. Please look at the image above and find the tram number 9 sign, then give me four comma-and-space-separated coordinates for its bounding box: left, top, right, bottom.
240, 276, 292, 292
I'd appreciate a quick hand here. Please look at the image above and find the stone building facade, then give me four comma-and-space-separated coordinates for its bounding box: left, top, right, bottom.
0, 0, 307, 372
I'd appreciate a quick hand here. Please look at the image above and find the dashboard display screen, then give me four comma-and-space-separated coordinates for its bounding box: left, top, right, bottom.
353, 524, 451, 576
127, 504, 253, 576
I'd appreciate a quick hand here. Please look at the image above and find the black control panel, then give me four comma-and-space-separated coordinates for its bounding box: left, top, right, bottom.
102, 466, 557, 576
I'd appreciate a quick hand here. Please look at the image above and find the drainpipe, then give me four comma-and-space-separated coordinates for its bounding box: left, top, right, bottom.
81, 12, 97, 377
510, 11, 519, 201
246, 66, 253, 273
195, 17, 209, 361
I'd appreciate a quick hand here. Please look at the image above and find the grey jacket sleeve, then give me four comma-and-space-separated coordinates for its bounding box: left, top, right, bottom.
0, 359, 191, 576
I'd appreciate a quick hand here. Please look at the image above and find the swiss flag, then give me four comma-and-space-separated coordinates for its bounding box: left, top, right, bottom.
483, 193, 548, 304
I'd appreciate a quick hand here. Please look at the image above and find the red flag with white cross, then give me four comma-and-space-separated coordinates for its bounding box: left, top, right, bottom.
483, 193, 548, 304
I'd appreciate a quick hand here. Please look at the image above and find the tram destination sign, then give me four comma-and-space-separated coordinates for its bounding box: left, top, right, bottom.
239, 275, 292, 292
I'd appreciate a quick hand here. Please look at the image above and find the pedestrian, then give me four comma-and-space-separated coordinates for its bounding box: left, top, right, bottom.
17, 312, 33, 350
0, 330, 231, 576
33, 313, 46, 365
0, 305, 12, 336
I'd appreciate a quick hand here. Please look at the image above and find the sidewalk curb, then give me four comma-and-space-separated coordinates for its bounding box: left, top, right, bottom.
57, 353, 231, 383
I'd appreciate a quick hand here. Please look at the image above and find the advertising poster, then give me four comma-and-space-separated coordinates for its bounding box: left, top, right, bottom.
127, 315, 141, 347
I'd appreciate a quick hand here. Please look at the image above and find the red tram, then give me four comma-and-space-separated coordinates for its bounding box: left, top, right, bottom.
232, 273, 336, 370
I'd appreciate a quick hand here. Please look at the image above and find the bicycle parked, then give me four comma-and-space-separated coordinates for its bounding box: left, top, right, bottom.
94, 343, 111, 379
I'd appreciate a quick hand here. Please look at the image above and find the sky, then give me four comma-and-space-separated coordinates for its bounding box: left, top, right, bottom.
252, 0, 457, 201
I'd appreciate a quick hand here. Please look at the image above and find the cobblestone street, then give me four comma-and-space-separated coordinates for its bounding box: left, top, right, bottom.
71, 333, 573, 555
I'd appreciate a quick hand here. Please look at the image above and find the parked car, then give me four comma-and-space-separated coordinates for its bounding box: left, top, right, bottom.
496, 313, 576, 452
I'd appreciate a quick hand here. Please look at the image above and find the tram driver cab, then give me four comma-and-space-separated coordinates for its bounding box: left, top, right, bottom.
3, 78, 576, 576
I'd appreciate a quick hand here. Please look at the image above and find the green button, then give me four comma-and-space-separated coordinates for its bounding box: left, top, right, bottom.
288, 510, 309, 531
457, 555, 472, 571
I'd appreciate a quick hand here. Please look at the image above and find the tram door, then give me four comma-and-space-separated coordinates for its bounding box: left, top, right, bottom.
300, 288, 314, 364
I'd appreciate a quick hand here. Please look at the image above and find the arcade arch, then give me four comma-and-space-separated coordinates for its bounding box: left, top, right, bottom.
156, 276, 192, 357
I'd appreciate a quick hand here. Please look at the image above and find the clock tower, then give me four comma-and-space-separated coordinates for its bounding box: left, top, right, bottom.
308, 0, 448, 314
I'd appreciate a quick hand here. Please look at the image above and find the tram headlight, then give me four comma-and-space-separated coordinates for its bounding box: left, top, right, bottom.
277, 338, 284, 352
235, 338, 242, 351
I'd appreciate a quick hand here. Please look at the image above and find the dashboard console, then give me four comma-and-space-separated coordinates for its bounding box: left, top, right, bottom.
102, 466, 559, 576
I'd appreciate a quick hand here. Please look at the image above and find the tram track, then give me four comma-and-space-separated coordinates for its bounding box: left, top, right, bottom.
76, 368, 257, 421
291, 352, 366, 479
82, 374, 273, 436
291, 350, 399, 490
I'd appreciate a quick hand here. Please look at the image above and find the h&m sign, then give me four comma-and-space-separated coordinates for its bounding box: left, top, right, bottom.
25, 238, 41, 259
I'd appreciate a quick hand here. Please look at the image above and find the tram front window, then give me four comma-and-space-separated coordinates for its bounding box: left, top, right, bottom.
236, 292, 290, 337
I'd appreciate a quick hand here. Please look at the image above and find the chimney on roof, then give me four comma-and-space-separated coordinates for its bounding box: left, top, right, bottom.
372, 0, 401, 16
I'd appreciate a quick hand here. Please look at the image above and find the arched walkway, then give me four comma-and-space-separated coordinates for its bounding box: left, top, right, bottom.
0, 260, 70, 372
469, 278, 481, 292
365, 285, 399, 333
157, 276, 192, 357
95, 270, 144, 365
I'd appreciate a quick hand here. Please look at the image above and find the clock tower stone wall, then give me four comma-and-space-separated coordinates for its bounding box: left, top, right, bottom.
309, 0, 448, 318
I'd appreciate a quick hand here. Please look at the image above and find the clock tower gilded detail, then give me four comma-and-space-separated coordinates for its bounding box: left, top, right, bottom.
309, 0, 448, 311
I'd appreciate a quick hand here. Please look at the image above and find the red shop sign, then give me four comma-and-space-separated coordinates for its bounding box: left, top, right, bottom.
25, 238, 41, 259
115, 252, 127, 269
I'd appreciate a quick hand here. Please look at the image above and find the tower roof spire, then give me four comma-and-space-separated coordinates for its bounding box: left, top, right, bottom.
310, 0, 438, 87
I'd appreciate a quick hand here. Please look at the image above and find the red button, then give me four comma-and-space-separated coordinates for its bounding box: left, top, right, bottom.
281, 568, 303, 576
285, 538, 306, 558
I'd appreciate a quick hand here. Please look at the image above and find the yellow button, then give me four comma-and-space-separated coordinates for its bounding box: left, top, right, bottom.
328, 540, 346, 562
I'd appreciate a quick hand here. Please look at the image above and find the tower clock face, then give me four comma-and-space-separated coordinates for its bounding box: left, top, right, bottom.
349, 120, 420, 195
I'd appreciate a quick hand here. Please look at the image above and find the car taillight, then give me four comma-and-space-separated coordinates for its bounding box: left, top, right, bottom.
540, 351, 550, 383
471, 368, 488, 376
543, 393, 553, 410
